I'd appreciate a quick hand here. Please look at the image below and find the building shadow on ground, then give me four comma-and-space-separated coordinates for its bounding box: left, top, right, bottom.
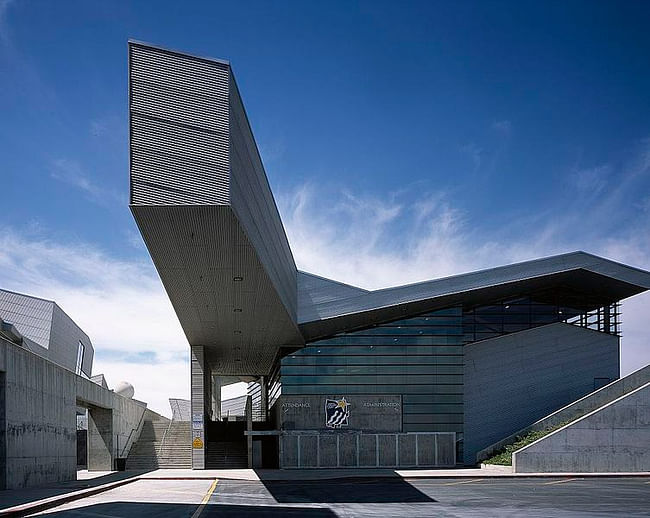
34, 502, 338, 517
0, 470, 154, 510
258, 477, 436, 504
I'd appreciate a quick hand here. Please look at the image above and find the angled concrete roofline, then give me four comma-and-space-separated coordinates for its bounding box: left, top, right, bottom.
128, 39, 231, 66
297, 251, 650, 339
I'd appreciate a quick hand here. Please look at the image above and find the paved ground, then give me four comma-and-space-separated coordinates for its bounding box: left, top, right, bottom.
27, 476, 650, 517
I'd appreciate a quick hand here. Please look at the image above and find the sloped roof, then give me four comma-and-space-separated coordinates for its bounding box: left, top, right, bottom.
298, 252, 650, 341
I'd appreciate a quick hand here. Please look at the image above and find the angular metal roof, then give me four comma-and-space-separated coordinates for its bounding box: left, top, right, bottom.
298, 252, 650, 341
129, 43, 650, 375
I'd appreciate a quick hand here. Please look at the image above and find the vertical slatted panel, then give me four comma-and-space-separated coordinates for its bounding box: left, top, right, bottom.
191, 345, 205, 468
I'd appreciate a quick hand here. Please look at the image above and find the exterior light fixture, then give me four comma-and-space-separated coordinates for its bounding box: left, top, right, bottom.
233, 308, 242, 312
233, 276, 243, 282
234, 330, 242, 334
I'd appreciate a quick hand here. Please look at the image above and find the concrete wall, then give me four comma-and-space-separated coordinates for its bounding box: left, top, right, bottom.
477, 363, 650, 462
513, 382, 650, 472
0, 336, 77, 489
0, 337, 147, 489
464, 323, 619, 465
279, 432, 455, 468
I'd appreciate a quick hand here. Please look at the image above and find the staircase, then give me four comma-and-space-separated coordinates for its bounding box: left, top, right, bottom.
204, 420, 248, 468
206, 441, 248, 468
126, 412, 191, 469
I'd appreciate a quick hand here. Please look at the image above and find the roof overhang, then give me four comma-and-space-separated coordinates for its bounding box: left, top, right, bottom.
298, 252, 650, 342
129, 42, 303, 376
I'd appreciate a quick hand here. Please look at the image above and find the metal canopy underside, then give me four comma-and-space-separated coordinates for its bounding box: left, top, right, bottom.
132, 205, 303, 375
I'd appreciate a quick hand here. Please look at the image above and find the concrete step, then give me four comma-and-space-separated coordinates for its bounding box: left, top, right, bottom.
126, 418, 195, 469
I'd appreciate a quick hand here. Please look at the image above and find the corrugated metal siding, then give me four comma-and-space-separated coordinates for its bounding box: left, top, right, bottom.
49, 305, 94, 376
228, 72, 298, 320
297, 272, 369, 320
0, 289, 53, 348
0, 289, 93, 376
300, 252, 650, 324
129, 43, 230, 205
463, 322, 619, 464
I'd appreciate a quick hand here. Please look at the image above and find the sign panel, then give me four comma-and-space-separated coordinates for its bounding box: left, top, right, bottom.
192, 436, 204, 449
325, 397, 350, 428
192, 413, 203, 430
279, 395, 402, 432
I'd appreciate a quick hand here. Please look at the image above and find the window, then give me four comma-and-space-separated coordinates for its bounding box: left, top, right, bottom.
75, 341, 85, 375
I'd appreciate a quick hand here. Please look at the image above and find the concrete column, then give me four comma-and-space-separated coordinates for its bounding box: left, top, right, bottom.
191, 346, 207, 469
87, 406, 113, 471
246, 395, 253, 468
211, 374, 221, 421
259, 376, 268, 421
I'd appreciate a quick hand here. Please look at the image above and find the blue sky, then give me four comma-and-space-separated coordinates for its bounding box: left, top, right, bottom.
1, 1, 650, 415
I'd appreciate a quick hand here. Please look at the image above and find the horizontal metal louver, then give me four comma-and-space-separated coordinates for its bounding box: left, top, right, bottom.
129, 43, 230, 206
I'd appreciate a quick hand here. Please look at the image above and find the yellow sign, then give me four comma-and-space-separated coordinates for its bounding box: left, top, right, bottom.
192, 437, 204, 449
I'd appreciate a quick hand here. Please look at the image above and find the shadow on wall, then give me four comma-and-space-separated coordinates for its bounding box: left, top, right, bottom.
259, 478, 435, 504
38, 502, 338, 517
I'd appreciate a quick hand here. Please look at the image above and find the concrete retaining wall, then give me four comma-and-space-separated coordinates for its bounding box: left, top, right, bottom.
477, 363, 650, 463
464, 323, 619, 465
513, 382, 650, 473
280, 432, 455, 468
0, 337, 147, 489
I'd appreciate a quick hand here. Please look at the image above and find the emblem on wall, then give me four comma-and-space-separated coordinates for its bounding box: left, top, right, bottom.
325, 397, 350, 428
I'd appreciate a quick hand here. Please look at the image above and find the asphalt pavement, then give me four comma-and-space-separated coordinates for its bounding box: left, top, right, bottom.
25, 476, 650, 517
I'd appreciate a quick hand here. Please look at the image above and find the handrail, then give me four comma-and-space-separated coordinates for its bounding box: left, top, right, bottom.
158, 415, 174, 457
120, 407, 148, 458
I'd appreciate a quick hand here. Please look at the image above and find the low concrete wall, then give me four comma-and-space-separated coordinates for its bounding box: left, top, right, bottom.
0, 337, 147, 489
513, 382, 650, 473
280, 432, 455, 469
477, 364, 650, 463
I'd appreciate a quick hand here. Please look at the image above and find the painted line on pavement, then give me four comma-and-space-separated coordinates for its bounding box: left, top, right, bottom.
442, 479, 484, 486
542, 478, 581, 485
191, 479, 219, 518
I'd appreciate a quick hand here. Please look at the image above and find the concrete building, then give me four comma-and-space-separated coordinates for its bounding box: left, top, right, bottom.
0, 289, 93, 377
128, 41, 650, 469
0, 289, 148, 489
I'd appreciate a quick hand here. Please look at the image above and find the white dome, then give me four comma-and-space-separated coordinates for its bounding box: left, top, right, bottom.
114, 381, 135, 399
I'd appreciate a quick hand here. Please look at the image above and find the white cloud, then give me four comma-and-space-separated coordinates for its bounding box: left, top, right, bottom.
0, 0, 14, 46
278, 142, 650, 375
2, 137, 649, 416
459, 142, 482, 172
0, 229, 189, 416
491, 119, 512, 134
50, 158, 126, 206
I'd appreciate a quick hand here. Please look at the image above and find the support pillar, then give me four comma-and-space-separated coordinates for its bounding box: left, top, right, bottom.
246, 395, 253, 468
259, 376, 268, 421
87, 406, 113, 471
211, 374, 221, 421
191, 345, 208, 469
